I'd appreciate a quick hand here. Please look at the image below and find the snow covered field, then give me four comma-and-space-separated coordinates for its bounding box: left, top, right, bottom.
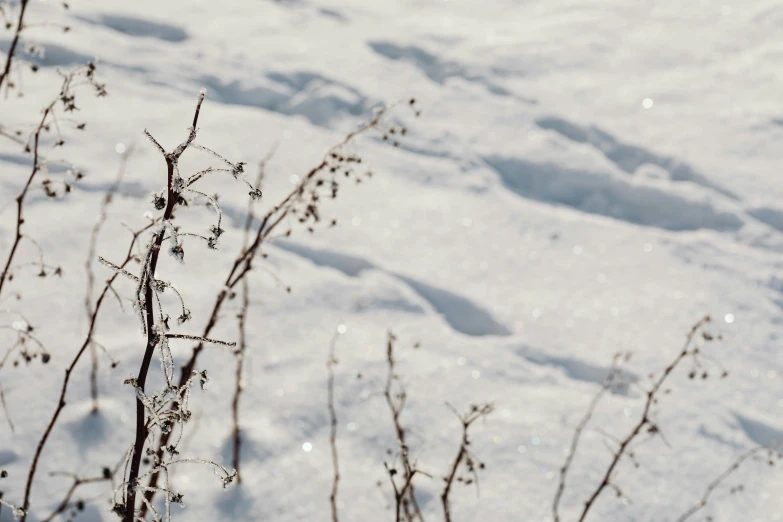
1, 0, 782, 521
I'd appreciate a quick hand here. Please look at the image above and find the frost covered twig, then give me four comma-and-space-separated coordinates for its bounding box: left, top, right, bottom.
112, 455, 235, 522
140, 100, 416, 513
0, 470, 26, 519
163, 334, 235, 347
19, 221, 155, 522
100, 92, 243, 522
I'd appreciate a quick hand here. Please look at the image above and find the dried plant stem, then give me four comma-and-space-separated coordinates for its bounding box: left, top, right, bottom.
230, 151, 269, 483
384, 462, 422, 522
123, 94, 204, 522
0, 104, 51, 299
675, 446, 769, 522
0, 66, 101, 298
553, 360, 622, 522
19, 222, 155, 522
42, 476, 104, 522
327, 334, 340, 522
0, 0, 28, 91
231, 276, 247, 483
85, 148, 131, 412
383, 332, 425, 522
575, 316, 711, 522
42, 460, 123, 522
441, 403, 493, 522
0, 381, 13, 432
139, 103, 404, 515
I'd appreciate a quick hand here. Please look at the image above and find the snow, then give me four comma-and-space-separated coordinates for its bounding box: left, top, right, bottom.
1, 0, 782, 521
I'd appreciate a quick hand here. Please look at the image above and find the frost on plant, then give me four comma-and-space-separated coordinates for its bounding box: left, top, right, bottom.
98, 92, 245, 522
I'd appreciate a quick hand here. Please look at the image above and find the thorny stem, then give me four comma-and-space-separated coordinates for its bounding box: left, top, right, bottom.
123, 93, 204, 522
139, 102, 406, 514
327, 335, 340, 522
19, 222, 155, 522
575, 316, 712, 522
0, 0, 28, 92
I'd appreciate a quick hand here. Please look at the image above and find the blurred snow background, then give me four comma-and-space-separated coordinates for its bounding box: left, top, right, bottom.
1, 0, 782, 521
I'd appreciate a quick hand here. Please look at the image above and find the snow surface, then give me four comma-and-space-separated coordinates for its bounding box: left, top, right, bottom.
1, 0, 782, 521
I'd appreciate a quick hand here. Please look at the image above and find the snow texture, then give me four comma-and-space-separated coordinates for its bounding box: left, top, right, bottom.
1, 1, 782, 521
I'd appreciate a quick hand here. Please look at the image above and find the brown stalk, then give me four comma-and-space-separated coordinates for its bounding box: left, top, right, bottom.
230, 275, 248, 483
231, 150, 271, 483
384, 462, 423, 522
383, 332, 425, 522
19, 221, 156, 522
440, 403, 493, 522
0, 65, 103, 298
122, 93, 204, 522
0, 103, 51, 299
0, 0, 28, 92
327, 334, 340, 522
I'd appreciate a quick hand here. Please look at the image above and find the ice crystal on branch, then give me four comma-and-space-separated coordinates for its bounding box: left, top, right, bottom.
97, 92, 243, 522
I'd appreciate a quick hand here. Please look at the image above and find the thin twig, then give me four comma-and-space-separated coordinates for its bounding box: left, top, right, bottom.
0, 0, 28, 92
675, 445, 777, 522
230, 149, 271, 483
1, 64, 105, 299
19, 222, 155, 522
553, 357, 624, 522
575, 316, 712, 522
42, 460, 122, 522
85, 147, 133, 412
327, 334, 340, 522
383, 332, 425, 522
441, 403, 493, 522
